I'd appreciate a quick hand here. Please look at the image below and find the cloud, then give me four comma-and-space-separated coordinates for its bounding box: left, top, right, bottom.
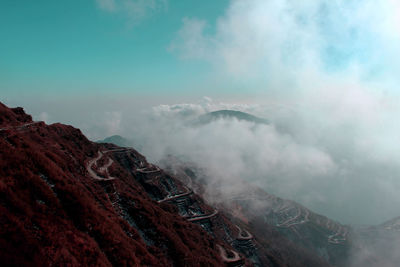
96, 0, 116, 11
349, 228, 400, 267
83, 0, 400, 227
165, 0, 400, 225
124, 99, 337, 207
104, 111, 122, 136
114, 95, 400, 227
96, 0, 167, 25
37, 112, 50, 123
81, 110, 123, 141
169, 18, 213, 60
171, 0, 400, 85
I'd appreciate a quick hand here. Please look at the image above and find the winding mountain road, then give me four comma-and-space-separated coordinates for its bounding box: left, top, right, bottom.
86, 151, 116, 181
187, 210, 219, 222
276, 207, 310, 227
158, 187, 193, 203
99, 158, 114, 174
216, 244, 242, 264
0, 121, 41, 132
136, 165, 161, 174
103, 148, 133, 153
236, 225, 253, 240
328, 228, 348, 244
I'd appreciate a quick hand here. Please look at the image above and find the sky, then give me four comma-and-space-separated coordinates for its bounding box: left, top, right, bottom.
2, 0, 400, 101
0, 0, 229, 98
2, 0, 400, 225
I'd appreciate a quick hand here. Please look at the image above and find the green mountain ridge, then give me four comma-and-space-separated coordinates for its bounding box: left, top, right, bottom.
97, 135, 137, 148
196, 110, 269, 125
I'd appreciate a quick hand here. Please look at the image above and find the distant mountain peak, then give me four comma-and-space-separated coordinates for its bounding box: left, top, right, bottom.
196, 109, 269, 125
97, 135, 132, 147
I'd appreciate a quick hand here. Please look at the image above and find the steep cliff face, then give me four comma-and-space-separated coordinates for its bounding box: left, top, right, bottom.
0, 102, 332, 267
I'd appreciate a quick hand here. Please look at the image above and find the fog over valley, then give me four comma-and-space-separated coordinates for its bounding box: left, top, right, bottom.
61, 96, 398, 226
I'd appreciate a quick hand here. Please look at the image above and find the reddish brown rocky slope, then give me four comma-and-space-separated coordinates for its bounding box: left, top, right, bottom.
0, 102, 330, 267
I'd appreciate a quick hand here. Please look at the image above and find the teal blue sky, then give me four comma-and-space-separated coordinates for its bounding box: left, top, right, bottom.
1, 0, 229, 98
2, 0, 400, 104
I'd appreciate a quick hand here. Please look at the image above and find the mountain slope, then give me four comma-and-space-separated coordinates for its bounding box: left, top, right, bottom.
0, 102, 334, 267
0, 103, 225, 266
196, 110, 269, 125
161, 157, 350, 266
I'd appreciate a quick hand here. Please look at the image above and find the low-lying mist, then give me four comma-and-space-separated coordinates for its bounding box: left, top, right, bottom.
105, 97, 400, 226
22, 95, 400, 266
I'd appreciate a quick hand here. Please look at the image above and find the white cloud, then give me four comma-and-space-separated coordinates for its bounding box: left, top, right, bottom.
91, 0, 400, 228
80, 110, 123, 140
123, 0, 167, 22
37, 112, 50, 123
96, 0, 167, 25
169, 18, 213, 60
115, 96, 400, 226
104, 111, 122, 136
166, 1, 400, 226
171, 0, 400, 84
126, 99, 336, 208
96, 0, 116, 11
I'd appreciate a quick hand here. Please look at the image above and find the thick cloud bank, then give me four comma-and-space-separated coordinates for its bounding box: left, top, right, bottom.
171, 0, 400, 85
121, 97, 400, 225
165, 0, 400, 225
